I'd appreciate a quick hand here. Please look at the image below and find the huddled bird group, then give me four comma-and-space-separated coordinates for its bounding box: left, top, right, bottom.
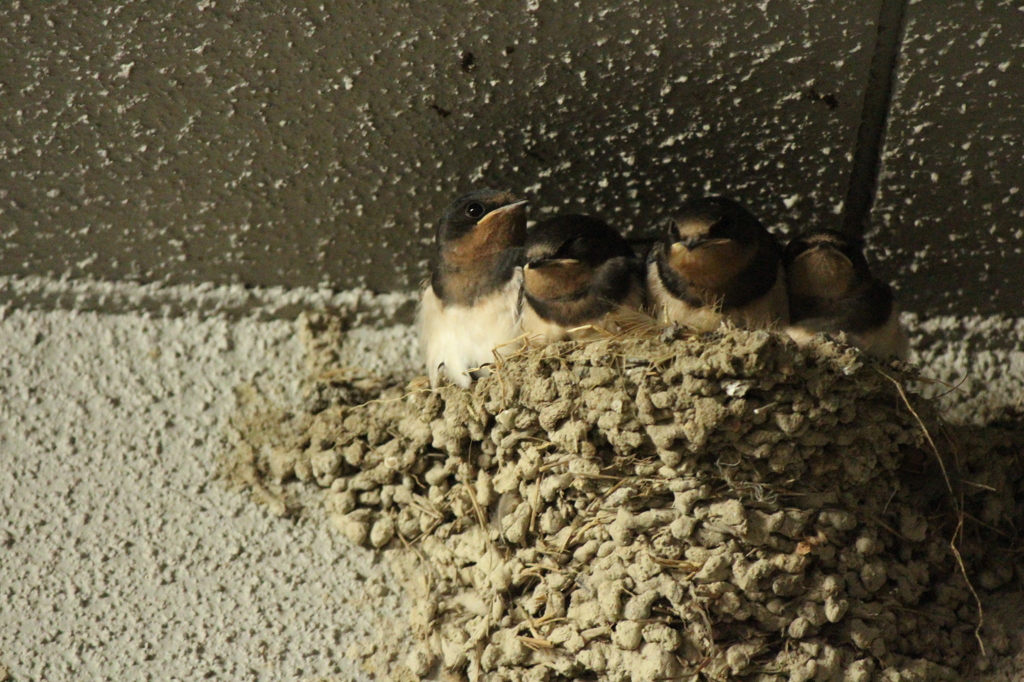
419, 189, 908, 388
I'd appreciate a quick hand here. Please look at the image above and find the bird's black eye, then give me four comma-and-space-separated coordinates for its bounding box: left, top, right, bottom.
465, 202, 486, 219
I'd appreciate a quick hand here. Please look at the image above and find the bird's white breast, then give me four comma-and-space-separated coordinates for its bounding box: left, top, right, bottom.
851, 307, 910, 360
418, 270, 523, 387
647, 263, 789, 332
522, 284, 650, 345
646, 265, 724, 332
521, 304, 572, 344
786, 307, 909, 361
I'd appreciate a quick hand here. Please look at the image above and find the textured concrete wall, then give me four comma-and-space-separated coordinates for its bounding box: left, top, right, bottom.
1, 0, 881, 292
1, 0, 1020, 317
872, 0, 1024, 316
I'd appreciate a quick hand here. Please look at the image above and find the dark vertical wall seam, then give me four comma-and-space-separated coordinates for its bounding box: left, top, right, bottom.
841, 0, 910, 237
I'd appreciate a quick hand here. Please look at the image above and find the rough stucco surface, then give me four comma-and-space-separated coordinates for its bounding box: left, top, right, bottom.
0, 301, 419, 681
0, 0, 881, 292
871, 0, 1024, 317
0, 279, 1020, 680
1, 1, 1023, 678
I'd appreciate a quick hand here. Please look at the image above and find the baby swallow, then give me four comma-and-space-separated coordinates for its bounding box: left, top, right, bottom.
418, 190, 528, 387
521, 214, 647, 344
783, 229, 909, 360
646, 197, 789, 332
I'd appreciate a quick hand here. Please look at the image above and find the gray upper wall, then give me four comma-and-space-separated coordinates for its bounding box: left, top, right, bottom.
1, 1, 882, 294
872, 0, 1024, 317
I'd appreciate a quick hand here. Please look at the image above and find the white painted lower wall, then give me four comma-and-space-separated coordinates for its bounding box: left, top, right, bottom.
0, 276, 1019, 679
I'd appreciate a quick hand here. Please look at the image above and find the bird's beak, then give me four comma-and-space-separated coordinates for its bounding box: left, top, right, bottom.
476, 199, 528, 247
479, 199, 528, 226
671, 236, 731, 254
671, 237, 702, 253
523, 256, 588, 299
525, 257, 580, 270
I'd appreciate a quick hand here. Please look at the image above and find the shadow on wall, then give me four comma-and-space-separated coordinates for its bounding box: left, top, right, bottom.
871, 0, 1024, 317
0, 1, 878, 292
1, 0, 1020, 317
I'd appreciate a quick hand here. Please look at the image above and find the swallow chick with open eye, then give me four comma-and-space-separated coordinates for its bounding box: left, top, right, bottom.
418, 190, 528, 388
521, 214, 647, 344
646, 196, 789, 332
783, 229, 909, 360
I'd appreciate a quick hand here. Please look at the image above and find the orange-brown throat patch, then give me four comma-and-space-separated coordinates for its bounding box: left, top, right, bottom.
443, 202, 526, 270
667, 239, 755, 293
788, 248, 855, 299
524, 260, 591, 302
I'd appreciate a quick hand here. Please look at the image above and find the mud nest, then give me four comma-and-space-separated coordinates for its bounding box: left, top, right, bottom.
228, 313, 1024, 682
